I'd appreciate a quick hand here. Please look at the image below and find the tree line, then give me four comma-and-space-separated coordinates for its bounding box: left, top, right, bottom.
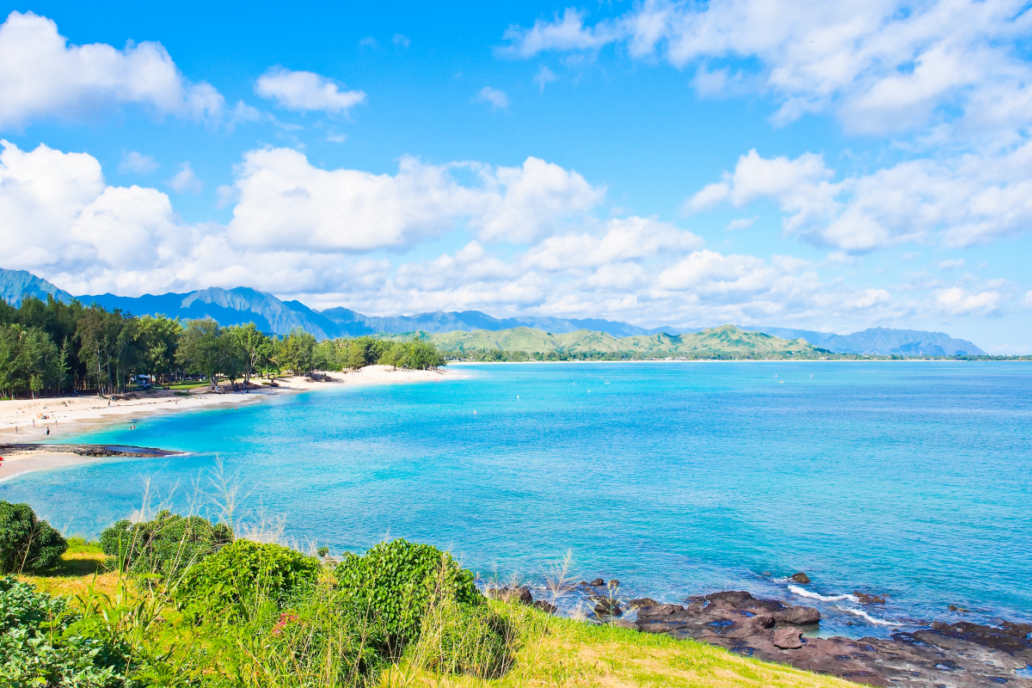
0, 296, 446, 399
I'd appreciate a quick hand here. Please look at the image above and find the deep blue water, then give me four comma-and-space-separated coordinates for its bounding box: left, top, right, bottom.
4, 362, 1031, 637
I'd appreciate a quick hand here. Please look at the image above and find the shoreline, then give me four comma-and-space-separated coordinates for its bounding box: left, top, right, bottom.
0, 365, 465, 482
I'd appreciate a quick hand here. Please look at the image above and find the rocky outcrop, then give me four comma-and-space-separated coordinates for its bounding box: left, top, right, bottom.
790, 571, 811, 584
0, 443, 179, 457
630, 590, 1032, 688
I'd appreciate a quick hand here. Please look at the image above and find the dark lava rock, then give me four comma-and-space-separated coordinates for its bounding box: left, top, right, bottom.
772, 627, 804, 649
854, 591, 887, 605
533, 600, 558, 614
790, 571, 811, 584
594, 599, 623, 616
632, 588, 1032, 688
488, 586, 533, 605
588, 578, 605, 587
773, 606, 821, 626
628, 597, 659, 609
609, 579, 620, 587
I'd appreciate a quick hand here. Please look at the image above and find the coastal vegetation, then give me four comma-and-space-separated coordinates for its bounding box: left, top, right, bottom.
383, 324, 832, 361
0, 296, 447, 399
3, 500, 852, 688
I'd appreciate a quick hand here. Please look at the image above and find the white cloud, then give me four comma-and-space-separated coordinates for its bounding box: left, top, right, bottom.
255, 67, 366, 114
726, 216, 757, 231
502, 0, 1032, 137
226, 148, 603, 251
119, 151, 159, 175
168, 162, 202, 194
688, 144, 1032, 251
534, 65, 558, 91
0, 140, 183, 275
525, 217, 702, 271
1023, 291, 1032, 309
393, 34, 411, 47
501, 9, 615, 58
7, 138, 1020, 342
938, 258, 966, 270
0, 11, 224, 129
935, 287, 1001, 315
475, 86, 509, 110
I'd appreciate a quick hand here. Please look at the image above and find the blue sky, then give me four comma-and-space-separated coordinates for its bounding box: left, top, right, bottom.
1, 1, 1031, 351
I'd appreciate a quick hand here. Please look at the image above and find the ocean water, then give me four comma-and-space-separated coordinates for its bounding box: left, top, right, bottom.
4, 362, 1031, 637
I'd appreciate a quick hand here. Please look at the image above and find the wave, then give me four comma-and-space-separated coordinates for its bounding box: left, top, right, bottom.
836, 605, 898, 626
788, 585, 858, 603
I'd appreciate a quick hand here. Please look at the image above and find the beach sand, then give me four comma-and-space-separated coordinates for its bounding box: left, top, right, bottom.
0, 366, 464, 481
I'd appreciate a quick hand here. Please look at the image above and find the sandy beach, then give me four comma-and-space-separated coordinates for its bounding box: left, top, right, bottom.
0, 366, 464, 482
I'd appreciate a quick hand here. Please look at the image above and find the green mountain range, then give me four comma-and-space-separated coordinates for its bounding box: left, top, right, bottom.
386, 324, 825, 359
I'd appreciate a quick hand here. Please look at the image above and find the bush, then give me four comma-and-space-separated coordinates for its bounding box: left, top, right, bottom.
413, 598, 513, 678
0, 576, 133, 687
333, 538, 508, 675
99, 510, 232, 578
0, 501, 67, 573
174, 539, 320, 621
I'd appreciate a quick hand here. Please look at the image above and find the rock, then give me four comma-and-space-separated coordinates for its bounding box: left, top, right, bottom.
594, 599, 623, 616
533, 600, 558, 614
772, 627, 804, 649
789, 572, 811, 584
627, 597, 659, 609
705, 590, 755, 606
612, 618, 638, 631
488, 586, 533, 605
608, 579, 620, 587
588, 578, 605, 587
853, 591, 887, 605
773, 606, 820, 626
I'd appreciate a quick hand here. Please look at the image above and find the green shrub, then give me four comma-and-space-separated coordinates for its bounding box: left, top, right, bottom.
0, 501, 67, 573
99, 510, 232, 578
174, 539, 320, 621
0, 576, 133, 687
333, 538, 505, 671
413, 598, 513, 678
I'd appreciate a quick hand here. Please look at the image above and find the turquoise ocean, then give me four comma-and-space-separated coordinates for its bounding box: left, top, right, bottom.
3, 362, 1030, 637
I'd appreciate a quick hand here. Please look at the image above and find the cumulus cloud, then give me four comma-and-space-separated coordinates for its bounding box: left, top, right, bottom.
393, 34, 411, 47
255, 68, 366, 115
938, 258, 966, 270
475, 86, 509, 110
524, 217, 702, 271
226, 148, 602, 251
501, 0, 1032, 136
0, 140, 183, 276
168, 162, 202, 194
1023, 291, 1032, 309
0, 11, 224, 129
8, 139, 1021, 337
935, 287, 1001, 315
687, 145, 1032, 251
119, 151, 159, 175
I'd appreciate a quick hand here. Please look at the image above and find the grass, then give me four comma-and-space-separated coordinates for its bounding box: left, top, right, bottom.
380, 602, 854, 688
17, 546, 856, 688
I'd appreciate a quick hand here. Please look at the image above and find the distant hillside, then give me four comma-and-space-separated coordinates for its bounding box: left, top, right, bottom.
0, 268, 987, 354
0, 268, 74, 306
741, 325, 985, 356
388, 325, 822, 359
320, 307, 670, 338
80, 288, 341, 340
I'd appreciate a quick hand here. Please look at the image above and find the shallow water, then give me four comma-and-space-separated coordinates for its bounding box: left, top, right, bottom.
5, 362, 1031, 637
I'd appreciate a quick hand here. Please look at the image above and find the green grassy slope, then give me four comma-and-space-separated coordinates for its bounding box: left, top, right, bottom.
389, 324, 822, 358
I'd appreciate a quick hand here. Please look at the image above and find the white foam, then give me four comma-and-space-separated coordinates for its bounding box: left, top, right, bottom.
788, 585, 857, 603
836, 605, 897, 626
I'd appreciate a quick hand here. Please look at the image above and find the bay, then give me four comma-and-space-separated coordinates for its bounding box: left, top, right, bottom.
4, 361, 1030, 637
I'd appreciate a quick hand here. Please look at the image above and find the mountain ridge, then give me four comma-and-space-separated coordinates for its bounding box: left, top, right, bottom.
0, 268, 986, 355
